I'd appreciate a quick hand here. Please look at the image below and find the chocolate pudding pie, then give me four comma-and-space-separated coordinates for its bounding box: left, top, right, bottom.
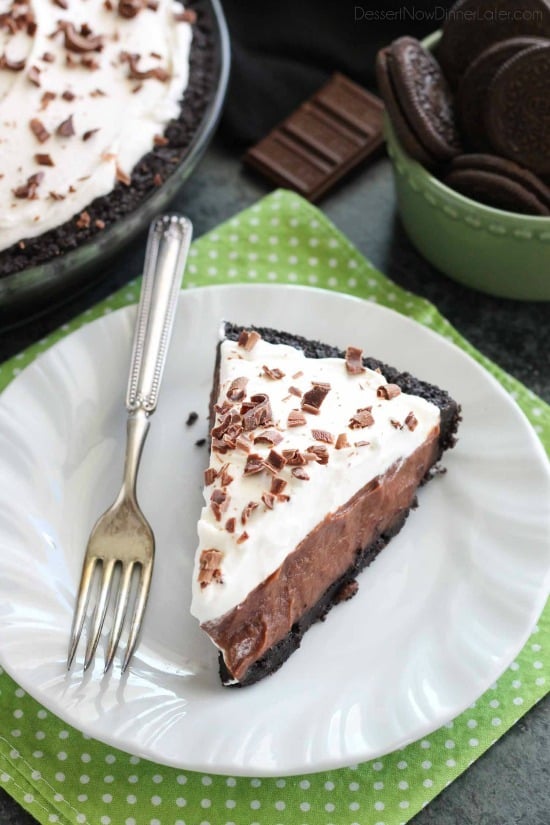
192, 324, 461, 687
0, 0, 215, 278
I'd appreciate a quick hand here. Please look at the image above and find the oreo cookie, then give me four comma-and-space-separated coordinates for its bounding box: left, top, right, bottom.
444, 167, 550, 215
486, 43, 550, 176
457, 37, 547, 151
437, 0, 550, 87
375, 37, 461, 168
375, 48, 436, 168
450, 154, 550, 208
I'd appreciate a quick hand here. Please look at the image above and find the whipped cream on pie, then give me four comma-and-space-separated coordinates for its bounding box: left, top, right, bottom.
0, 0, 193, 251
191, 335, 441, 624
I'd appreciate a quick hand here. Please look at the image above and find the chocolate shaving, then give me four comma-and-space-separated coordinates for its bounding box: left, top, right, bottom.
204, 468, 217, 486
354, 440, 370, 447
0, 54, 26, 71
306, 445, 329, 464
345, 345, 365, 374
288, 385, 302, 397
225, 517, 236, 534
153, 173, 163, 186
235, 433, 252, 453
301, 382, 330, 415
82, 128, 100, 141
76, 211, 91, 229
377, 383, 402, 400
270, 477, 287, 495
349, 409, 374, 429
282, 448, 307, 466
265, 449, 286, 473
237, 329, 261, 351
210, 488, 229, 522
242, 393, 273, 431
116, 165, 131, 186
287, 409, 306, 428
219, 467, 234, 487
243, 453, 265, 476
174, 8, 197, 23
153, 133, 169, 146
253, 428, 283, 446
42, 52, 55, 62
35, 153, 54, 166
405, 412, 418, 431
261, 491, 276, 510
57, 115, 75, 137
13, 172, 44, 200
118, 0, 145, 17
226, 376, 248, 402
60, 22, 103, 53
90, 88, 106, 97
241, 501, 258, 525
215, 400, 232, 416
198, 548, 223, 588
40, 91, 56, 110
335, 433, 350, 449
236, 531, 249, 544
390, 419, 403, 430
121, 52, 169, 82
292, 466, 310, 481
311, 429, 334, 444
211, 410, 240, 440
54, 0, 69, 9
292, 371, 304, 379
62, 90, 75, 101
28, 65, 41, 86
49, 191, 65, 201
261, 365, 285, 380
95, 218, 105, 229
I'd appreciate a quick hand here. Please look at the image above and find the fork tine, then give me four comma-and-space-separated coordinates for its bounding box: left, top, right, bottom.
104, 561, 135, 673
67, 555, 99, 670
121, 561, 153, 673
84, 559, 117, 671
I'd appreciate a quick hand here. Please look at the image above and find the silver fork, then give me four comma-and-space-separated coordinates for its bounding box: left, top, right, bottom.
67, 214, 193, 674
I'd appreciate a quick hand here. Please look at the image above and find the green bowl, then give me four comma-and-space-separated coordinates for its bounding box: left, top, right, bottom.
384, 33, 550, 302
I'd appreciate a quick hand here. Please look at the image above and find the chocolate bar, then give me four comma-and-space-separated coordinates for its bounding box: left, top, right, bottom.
243, 73, 385, 201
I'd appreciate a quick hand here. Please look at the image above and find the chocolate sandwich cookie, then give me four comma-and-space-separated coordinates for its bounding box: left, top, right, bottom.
375, 48, 436, 168
486, 44, 550, 177
437, 0, 550, 87
444, 168, 550, 215
375, 38, 461, 167
388, 37, 461, 161
457, 37, 547, 151
450, 154, 550, 208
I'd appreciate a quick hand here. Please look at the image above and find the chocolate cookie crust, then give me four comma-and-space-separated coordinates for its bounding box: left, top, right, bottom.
0, 2, 216, 280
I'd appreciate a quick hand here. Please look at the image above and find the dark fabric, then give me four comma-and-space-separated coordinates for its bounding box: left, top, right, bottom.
219, 0, 456, 149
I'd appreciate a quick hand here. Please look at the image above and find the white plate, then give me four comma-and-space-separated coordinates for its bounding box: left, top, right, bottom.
0, 285, 549, 776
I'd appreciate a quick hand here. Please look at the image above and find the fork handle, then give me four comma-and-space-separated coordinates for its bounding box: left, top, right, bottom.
126, 215, 193, 414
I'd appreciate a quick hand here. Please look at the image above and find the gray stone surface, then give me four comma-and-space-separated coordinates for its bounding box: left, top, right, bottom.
0, 139, 548, 824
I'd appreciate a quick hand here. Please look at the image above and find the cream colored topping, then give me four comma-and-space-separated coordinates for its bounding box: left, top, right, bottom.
191, 338, 441, 624
0, 0, 192, 251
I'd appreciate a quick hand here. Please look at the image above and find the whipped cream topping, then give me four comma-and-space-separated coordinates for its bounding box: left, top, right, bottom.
191, 336, 441, 625
0, 0, 193, 252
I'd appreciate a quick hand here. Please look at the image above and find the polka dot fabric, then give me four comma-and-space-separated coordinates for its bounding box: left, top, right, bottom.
0, 190, 548, 825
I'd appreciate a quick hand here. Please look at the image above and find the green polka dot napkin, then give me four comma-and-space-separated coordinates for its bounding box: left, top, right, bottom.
0, 190, 548, 825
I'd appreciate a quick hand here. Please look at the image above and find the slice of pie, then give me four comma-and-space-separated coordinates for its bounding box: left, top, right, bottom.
191, 323, 461, 687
